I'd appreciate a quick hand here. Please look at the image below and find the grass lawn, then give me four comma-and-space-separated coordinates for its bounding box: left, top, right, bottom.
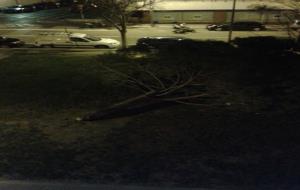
0, 52, 134, 142
0, 39, 300, 188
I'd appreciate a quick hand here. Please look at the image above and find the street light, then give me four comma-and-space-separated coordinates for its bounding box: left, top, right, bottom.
228, 0, 237, 42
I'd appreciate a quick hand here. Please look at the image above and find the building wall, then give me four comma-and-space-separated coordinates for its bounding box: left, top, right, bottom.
182, 11, 214, 23
228, 11, 286, 23
152, 11, 215, 23
149, 10, 287, 24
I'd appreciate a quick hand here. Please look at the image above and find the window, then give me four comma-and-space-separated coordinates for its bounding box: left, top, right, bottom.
85, 36, 101, 41
70, 37, 89, 42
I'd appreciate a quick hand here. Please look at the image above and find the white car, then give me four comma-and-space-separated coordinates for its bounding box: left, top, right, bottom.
36, 33, 120, 49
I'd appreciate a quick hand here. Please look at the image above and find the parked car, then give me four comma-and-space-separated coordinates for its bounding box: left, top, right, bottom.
69, 3, 91, 13
33, 2, 60, 10
35, 33, 120, 49
2, 5, 36, 13
59, 0, 75, 7
0, 36, 25, 48
136, 37, 189, 49
207, 21, 266, 31
290, 20, 300, 31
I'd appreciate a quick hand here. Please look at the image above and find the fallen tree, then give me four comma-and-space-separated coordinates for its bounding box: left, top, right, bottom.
81, 61, 211, 121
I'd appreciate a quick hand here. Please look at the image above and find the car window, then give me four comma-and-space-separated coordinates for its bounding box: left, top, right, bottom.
70, 37, 89, 42
233, 22, 243, 26
158, 39, 170, 44
85, 36, 101, 41
251, 22, 260, 26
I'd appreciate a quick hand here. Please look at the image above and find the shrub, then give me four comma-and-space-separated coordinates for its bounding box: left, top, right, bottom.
233, 36, 295, 51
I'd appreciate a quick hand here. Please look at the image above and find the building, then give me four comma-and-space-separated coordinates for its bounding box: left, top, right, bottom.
1, 0, 297, 24
132, 0, 295, 24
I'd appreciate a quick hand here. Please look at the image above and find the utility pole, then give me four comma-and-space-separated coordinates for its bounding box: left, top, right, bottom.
228, 0, 237, 42
150, 0, 155, 27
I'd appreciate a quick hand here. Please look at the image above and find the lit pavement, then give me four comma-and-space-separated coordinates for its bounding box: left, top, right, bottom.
0, 8, 289, 48
0, 24, 289, 47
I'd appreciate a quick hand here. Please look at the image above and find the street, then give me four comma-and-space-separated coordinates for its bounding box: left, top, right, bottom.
0, 24, 289, 45
0, 8, 290, 51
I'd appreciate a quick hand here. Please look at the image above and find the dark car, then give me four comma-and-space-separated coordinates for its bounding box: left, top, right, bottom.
59, 0, 75, 7
33, 2, 60, 10
136, 37, 189, 49
207, 21, 266, 31
0, 36, 25, 48
2, 5, 36, 13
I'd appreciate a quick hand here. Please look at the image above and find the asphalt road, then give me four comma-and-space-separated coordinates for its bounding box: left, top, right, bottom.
0, 8, 290, 49
0, 24, 289, 48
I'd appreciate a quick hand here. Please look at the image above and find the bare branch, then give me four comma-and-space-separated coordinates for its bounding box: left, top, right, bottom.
156, 72, 201, 97
173, 100, 209, 106
101, 14, 122, 31
107, 90, 156, 108
162, 94, 210, 101
98, 63, 155, 91
161, 71, 181, 92
144, 69, 166, 89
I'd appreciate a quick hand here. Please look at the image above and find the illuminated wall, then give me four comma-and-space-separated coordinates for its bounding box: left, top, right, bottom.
0, 0, 17, 7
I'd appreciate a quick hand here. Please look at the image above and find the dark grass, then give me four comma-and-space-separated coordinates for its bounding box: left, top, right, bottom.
1, 108, 299, 187
0, 38, 300, 188
0, 54, 137, 108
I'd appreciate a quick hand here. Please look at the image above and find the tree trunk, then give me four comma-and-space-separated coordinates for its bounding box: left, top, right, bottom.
120, 14, 127, 49
82, 99, 175, 121
120, 30, 127, 49
81, 91, 176, 121
82, 91, 155, 121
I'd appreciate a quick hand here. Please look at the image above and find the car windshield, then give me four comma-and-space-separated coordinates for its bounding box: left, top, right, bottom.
85, 36, 101, 41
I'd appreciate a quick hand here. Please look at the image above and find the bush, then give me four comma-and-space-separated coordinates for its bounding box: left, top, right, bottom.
159, 40, 234, 55
233, 36, 295, 51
